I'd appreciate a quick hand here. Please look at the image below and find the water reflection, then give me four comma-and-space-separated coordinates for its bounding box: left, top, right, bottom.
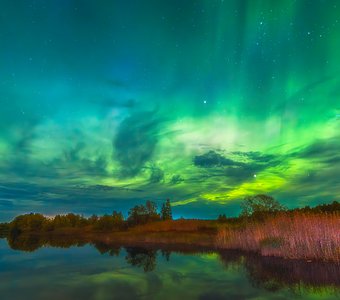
7, 232, 87, 251
125, 247, 157, 272
219, 251, 340, 293
2, 234, 340, 296
92, 241, 121, 256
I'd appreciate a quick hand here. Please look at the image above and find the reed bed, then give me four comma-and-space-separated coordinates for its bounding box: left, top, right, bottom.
215, 212, 340, 262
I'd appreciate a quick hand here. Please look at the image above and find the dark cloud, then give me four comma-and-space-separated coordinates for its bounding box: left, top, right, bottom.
12, 150, 109, 181
231, 151, 276, 164
114, 111, 162, 177
290, 139, 339, 192
170, 174, 184, 185
294, 137, 340, 163
148, 167, 164, 184
0, 182, 149, 221
3, 157, 59, 180
193, 150, 280, 184
270, 136, 340, 207
193, 151, 244, 168
58, 142, 109, 177
74, 184, 144, 193
287, 137, 340, 193
2, 123, 111, 182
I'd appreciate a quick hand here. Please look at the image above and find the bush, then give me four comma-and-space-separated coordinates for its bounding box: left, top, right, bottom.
94, 212, 124, 231
241, 194, 286, 217
127, 201, 161, 225
10, 213, 46, 233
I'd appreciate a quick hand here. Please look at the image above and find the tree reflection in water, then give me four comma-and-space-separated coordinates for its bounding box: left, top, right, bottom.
125, 247, 157, 272
3, 233, 340, 295
92, 241, 121, 256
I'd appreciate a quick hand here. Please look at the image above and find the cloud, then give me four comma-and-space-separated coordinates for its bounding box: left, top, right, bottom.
294, 136, 340, 163
113, 111, 163, 177
193, 150, 280, 184
231, 151, 276, 164
268, 136, 340, 206
170, 174, 184, 185
193, 151, 244, 168
148, 167, 164, 184
0, 181, 149, 221
75, 184, 144, 193
4, 140, 110, 182
56, 141, 110, 178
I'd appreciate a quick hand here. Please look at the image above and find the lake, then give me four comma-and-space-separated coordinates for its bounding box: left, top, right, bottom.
0, 238, 339, 300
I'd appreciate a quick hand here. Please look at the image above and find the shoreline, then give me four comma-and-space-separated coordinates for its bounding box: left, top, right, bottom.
2, 203, 339, 263
3, 227, 340, 264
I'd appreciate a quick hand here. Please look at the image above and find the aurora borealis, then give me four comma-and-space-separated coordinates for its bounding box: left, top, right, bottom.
0, 0, 339, 220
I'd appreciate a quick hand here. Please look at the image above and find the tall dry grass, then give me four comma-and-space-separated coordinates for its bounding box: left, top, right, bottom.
215, 212, 340, 262
130, 219, 219, 233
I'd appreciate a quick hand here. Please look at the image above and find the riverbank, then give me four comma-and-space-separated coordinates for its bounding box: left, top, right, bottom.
2, 213, 339, 262
4, 219, 218, 251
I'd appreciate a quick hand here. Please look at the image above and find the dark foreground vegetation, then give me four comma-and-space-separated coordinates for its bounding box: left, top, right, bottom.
1, 196, 339, 262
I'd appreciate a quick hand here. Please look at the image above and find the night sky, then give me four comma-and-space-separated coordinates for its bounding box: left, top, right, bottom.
0, 0, 339, 221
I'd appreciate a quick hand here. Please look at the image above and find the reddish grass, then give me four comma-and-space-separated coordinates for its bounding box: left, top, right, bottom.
129, 219, 219, 233
215, 212, 340, 262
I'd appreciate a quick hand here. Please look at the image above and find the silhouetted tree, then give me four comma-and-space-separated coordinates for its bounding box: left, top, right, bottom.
217, 214, 227, 222
161, 199, 172, 220
292, 200, 340, 214
88, 214, 98, 225
94, 211, 124, 231
9, 213, 46, 234
241, 194, 286, 217
127, 204, 148, 225
145, 200, 160, 221
112, 210, 124, 223
51, 214, 88, 229
128, 201, 160, 225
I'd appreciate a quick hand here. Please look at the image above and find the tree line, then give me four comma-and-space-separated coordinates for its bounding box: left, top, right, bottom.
6, 199, 173, 235
1, 195, 339, 235
218, 194, 340, 222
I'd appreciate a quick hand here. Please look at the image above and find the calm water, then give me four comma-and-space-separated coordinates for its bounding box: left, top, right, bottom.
0, 238, 339, 300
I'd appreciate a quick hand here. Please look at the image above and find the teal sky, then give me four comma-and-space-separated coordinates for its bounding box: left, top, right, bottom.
0, 0, 339, 220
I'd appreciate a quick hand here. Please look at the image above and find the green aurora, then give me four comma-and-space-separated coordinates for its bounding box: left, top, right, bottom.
0, 0, 339, 220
